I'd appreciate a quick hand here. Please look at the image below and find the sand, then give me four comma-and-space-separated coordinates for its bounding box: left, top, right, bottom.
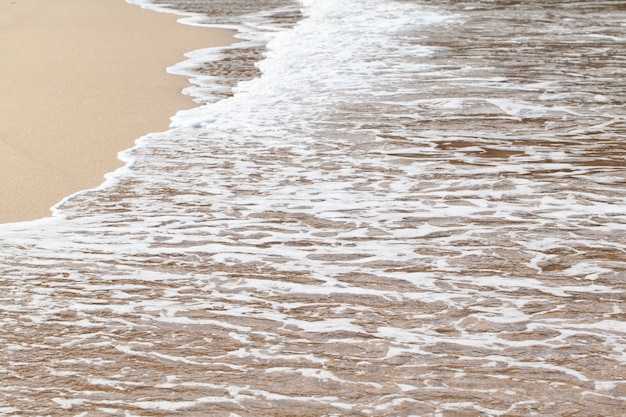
0, 0, 234, 223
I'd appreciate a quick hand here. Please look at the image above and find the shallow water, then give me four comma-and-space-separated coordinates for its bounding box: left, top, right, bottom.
1, 0, 625, 415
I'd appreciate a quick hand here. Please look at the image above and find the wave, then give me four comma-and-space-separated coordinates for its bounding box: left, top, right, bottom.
1, 0, 625, 415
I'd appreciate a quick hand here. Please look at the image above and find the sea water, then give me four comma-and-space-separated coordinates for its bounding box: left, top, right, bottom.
1, 0, 625, 415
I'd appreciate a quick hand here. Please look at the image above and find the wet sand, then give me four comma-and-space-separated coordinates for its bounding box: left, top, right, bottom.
0, 0, 234, 223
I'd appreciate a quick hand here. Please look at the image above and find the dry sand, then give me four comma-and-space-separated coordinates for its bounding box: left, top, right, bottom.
0, 0, 234, 223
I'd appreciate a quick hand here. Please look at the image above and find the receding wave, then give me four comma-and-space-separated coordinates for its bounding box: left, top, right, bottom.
0, 0, 625, 415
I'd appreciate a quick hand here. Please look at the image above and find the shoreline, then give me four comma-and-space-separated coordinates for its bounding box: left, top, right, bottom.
0, 0, 234, 223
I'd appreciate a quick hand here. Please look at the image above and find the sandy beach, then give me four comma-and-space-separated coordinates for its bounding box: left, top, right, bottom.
1, 0, 625, 415
0, 0, 234, 223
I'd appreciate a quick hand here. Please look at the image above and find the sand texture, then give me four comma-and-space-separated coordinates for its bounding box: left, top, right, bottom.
0, 0, 234, 223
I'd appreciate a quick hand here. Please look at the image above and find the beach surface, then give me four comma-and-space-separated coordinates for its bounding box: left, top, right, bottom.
0, 0, 234, 223
1, 1, 625, 415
